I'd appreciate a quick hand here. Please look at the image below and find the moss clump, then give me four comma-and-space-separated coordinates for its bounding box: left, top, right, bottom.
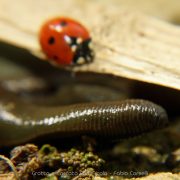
0, 144, 105, 179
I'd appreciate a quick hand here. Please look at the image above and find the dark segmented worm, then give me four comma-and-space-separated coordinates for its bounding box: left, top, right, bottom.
0, 86, 168, 146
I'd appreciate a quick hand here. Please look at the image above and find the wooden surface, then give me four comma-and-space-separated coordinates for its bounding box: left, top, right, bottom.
0, 0, 180, 90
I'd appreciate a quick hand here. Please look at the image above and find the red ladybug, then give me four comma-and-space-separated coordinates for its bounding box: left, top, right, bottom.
39, 17, 94, 66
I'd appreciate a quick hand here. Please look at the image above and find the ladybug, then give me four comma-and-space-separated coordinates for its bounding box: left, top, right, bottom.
39, 17, 94, 66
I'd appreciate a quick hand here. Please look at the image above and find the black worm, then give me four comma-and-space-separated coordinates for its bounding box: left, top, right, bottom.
0, 86, 168, 146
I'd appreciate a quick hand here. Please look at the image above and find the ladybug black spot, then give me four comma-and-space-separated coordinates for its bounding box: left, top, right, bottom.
53, 55, 58, 60
60, 21, 67, 26
48, 37, 55, 45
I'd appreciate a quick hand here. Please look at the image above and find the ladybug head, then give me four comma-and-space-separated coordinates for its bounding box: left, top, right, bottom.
68, 37, 94, 65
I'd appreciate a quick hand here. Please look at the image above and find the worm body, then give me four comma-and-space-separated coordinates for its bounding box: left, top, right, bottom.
0, 92, 168, 146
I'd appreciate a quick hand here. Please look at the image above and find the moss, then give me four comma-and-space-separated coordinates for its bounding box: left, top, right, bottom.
0, 143, 105, 179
